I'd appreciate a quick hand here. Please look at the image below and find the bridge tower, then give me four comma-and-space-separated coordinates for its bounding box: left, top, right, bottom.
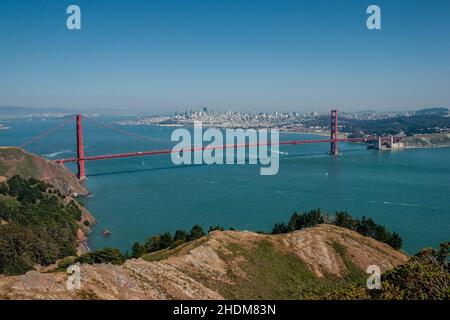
330, 109, 339, 155
76, 114, 86, 180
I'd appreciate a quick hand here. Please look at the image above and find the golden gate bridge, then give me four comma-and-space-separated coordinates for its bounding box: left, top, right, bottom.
18, 110, 401, 180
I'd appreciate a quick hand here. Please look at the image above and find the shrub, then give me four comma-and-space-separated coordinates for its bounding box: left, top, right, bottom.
131, 242, 146, 258
188, 225, 205, 241
77, 248, 126, 265
173, 229, 188, 242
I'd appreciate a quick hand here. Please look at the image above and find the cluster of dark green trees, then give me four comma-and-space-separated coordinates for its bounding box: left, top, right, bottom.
57, 247, 127, 269
64, 225, 217, 266
0, 175, 83, 275
130, 225, 211, 258
272, 209, 403, 250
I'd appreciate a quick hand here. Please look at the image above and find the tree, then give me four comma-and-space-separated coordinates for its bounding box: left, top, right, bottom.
188, 225, 205, 241
357, 216, 378, 238
334, 212, 358, 230
0, 176, 81, 275
159, 232, 174, 249
436, 242, 449, 266
174, 229, 188, 242
208, 226, 224, 233
272, 210, 403, 251
374, 225, 391, 243
145, 236, 161, 252
287, 212, 299, 231
0, 182, 8, 195
287, 209, 324, 231
131, 242, 146, 258
387, 232, 403, 250
145, 232, 174, 252
271, 223, 289, 234
0, 202, 14, 220
77, 248, 125, 265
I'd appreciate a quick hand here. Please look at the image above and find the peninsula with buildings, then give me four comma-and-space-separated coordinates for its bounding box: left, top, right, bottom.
115, 107, 450, 149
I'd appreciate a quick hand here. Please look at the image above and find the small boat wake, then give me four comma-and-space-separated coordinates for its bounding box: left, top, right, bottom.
381, 201, 423, 207
42, 149, 72, 158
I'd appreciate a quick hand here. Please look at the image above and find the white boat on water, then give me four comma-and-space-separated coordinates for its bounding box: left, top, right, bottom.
273, 151, 288, 155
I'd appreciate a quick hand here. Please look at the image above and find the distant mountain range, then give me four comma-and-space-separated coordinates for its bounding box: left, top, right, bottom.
414, 107, 449, 116
0, 106, 75, 118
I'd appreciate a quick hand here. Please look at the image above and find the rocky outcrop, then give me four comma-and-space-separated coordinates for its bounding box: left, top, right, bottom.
0, 147, 87, 196
0, 225, 408, 300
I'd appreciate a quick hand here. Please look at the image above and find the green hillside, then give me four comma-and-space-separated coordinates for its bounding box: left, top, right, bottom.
0, 176, 85, 275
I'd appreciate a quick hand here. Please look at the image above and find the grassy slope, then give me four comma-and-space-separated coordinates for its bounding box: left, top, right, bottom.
141, 227, 401, 300
0, 147, 87, 195
215, 240, 366, 299
0, 226, 409, 300
0, 148, 40, 177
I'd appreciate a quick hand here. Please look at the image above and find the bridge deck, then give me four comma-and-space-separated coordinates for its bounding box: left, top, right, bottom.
56, 137, 377, 163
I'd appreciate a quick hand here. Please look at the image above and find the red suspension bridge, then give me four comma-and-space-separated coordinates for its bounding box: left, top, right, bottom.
19, 110, 402, 180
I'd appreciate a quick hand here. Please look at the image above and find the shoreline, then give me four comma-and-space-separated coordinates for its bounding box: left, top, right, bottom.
105, 122, 450, 152
404, 144, 450, 150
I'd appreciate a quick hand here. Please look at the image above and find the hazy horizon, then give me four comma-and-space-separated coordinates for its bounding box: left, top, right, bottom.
1, 104, 448, 116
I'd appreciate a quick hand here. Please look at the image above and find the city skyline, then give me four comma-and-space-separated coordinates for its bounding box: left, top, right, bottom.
1, 0, 450, 112
0, 104, 446, 116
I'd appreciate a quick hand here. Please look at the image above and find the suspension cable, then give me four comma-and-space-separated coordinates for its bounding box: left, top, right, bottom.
83, 116, 171, 144
19, 116, 74, 148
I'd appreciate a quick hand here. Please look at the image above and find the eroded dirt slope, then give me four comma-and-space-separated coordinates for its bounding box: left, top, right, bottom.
0, 147, 87, 196
0, 225, 408, 300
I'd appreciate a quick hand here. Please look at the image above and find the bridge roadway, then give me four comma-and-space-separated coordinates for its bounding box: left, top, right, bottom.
56, 137, 378, 164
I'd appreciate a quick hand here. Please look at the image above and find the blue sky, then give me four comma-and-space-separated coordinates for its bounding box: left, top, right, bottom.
1, 0, 450, 113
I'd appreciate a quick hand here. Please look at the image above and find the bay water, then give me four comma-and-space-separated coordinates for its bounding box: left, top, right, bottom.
2, 116, 449, 254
